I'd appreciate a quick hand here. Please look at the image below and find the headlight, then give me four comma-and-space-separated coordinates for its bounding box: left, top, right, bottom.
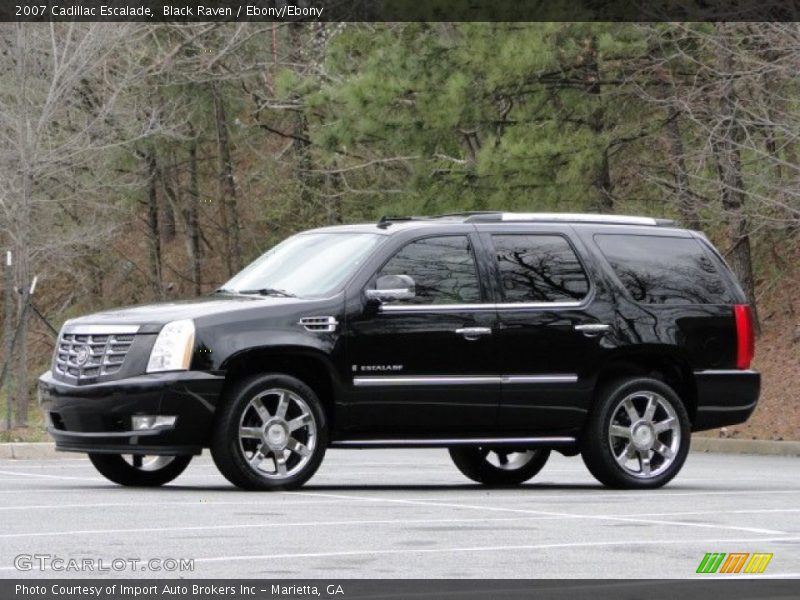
146, 319, 195, 373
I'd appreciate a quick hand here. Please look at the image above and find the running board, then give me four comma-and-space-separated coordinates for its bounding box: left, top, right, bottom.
329, 436, 576, 449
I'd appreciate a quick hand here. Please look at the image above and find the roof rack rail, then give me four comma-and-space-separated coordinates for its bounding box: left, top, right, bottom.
377, 212, 500, 228
377, 212, 674, 228
465, 212, 674, 226
376, 215, 433, 229
435, 211, 503, 219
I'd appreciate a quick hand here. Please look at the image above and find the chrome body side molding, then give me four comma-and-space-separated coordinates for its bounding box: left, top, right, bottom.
381, 301, 583, 313
694, 369, 758, 376
330, 436, 576, 449
353, 374, 578, 387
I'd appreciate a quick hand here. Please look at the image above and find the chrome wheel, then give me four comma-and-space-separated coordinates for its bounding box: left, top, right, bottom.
125, 455, 175, 471
238, 388, 317, 480
449, 446, 551, 485
607, 390, 680, 479
88, 453, 192, 487
480, 448, 540, 471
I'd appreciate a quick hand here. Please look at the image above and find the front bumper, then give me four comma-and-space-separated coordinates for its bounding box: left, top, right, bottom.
38, 370, 224, 455
692, 369, 761, 431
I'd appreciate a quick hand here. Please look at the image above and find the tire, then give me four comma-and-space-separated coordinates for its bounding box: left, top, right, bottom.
449, 447, 551, 486
211, 373, 328, 491
581, 377, 691, 489
88, 454, 192, 487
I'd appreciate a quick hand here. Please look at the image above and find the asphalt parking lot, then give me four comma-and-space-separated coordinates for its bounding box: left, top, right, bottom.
0, 449, 798, 579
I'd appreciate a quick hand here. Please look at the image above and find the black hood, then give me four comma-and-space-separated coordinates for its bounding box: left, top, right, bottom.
63, 294, 312, 332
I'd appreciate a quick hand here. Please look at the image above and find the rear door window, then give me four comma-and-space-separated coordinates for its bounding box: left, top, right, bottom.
594, 234, 734, 305
491, 235, 590, 303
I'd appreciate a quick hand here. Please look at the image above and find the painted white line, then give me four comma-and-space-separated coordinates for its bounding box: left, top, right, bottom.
0, 478, 62, 482
186, 535, 800, 565
289, 491, 787, 535
637, 508, 800, 517
330, 488, 800, 502
2, 534, 796, 572
0, 515, 548, 539
0, 458, 89, 464
2, 506, 797, 539
0, 469, 103, 482
0, 498, 361, 511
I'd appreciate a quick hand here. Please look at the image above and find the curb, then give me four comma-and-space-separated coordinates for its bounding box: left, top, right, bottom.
691, 437, 800, 457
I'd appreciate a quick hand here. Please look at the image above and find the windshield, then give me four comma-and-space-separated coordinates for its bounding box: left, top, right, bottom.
221, 232, 382, 298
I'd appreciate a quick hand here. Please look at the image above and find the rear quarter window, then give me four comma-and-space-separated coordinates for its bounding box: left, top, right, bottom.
594, 234, 734, 305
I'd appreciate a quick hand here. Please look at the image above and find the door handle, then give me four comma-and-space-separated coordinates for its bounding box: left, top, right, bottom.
455, 327, 492, 340
574, 323, 611, 337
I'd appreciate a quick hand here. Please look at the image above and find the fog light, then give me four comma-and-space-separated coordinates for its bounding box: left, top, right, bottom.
131, 415, 177, 431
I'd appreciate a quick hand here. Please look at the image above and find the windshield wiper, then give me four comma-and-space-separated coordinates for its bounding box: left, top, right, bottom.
238, 288, 297, 298
213, 288, 237, 294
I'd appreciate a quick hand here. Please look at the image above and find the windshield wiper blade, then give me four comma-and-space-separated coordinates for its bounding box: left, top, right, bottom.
238, 288, 297, 298
213, 288, 236, 294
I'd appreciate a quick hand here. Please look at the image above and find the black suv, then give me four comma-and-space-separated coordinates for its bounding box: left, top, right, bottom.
39, 212, 759, 490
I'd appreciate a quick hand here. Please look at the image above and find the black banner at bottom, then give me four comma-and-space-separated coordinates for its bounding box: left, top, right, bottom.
4, 579, 798, 600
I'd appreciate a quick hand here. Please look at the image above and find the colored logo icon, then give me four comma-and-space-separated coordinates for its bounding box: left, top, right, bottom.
696, 552, 773, 574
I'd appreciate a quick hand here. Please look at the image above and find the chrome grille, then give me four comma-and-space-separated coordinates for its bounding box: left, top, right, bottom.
55, 332, 135, 380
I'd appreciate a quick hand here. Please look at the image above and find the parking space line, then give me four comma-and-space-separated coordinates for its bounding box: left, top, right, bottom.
0, 515, 556, 539
0, 498, 361, 511
306, 488, 800, 502
1, 506, 797, 540
1, 534, 796, 572
0, 469, 103, 482
185, 535, 800, 565
289, 491, 788, 535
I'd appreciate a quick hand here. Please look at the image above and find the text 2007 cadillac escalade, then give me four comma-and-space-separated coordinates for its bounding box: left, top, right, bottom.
39, 212, 759, 490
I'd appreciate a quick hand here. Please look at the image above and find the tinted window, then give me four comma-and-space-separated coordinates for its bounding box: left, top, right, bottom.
492, 235, 590, 303
378, 236, 481, 304
595, 234, 733, 305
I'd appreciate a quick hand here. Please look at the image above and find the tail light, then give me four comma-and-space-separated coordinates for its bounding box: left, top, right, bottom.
734, 304, 755, 370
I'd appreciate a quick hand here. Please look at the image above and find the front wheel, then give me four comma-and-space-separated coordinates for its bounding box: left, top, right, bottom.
449, 447, 551, 486
211, 373, 328, 491
581, 377, 691, 489
88, 454, 192, 487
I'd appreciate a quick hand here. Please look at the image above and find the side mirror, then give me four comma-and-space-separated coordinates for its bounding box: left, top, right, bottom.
365, 274, 416, 303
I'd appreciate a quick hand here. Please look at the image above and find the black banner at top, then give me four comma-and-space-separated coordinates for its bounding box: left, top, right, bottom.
3, 0, 800, 22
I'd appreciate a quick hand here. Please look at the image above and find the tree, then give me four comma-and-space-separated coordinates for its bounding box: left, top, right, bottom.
0, 23, 160, 424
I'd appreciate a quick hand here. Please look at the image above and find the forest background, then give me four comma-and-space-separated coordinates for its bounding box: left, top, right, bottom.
1, 22, 798, 440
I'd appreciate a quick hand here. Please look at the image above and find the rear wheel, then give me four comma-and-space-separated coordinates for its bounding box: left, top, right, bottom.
449, 447, 551, 486
211, 373, 328, 491
581, 377, 690, 489
88, 454, 192, 487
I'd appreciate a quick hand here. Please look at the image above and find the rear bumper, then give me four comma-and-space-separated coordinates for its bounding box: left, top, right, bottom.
692, 369, 760, 431
38, 370, 224, 455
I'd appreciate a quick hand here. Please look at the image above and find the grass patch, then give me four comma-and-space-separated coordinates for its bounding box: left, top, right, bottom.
0, 390, 48, 443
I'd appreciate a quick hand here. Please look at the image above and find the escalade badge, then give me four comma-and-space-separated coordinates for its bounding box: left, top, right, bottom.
74, 345, 90, 366
353, 364, 404, 372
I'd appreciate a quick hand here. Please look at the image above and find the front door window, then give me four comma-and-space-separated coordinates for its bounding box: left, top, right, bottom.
377, 236, 481, 305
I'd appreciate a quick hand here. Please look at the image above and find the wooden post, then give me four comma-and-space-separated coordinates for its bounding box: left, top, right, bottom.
3, 251, 13, 433
0, 278, 36, 411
